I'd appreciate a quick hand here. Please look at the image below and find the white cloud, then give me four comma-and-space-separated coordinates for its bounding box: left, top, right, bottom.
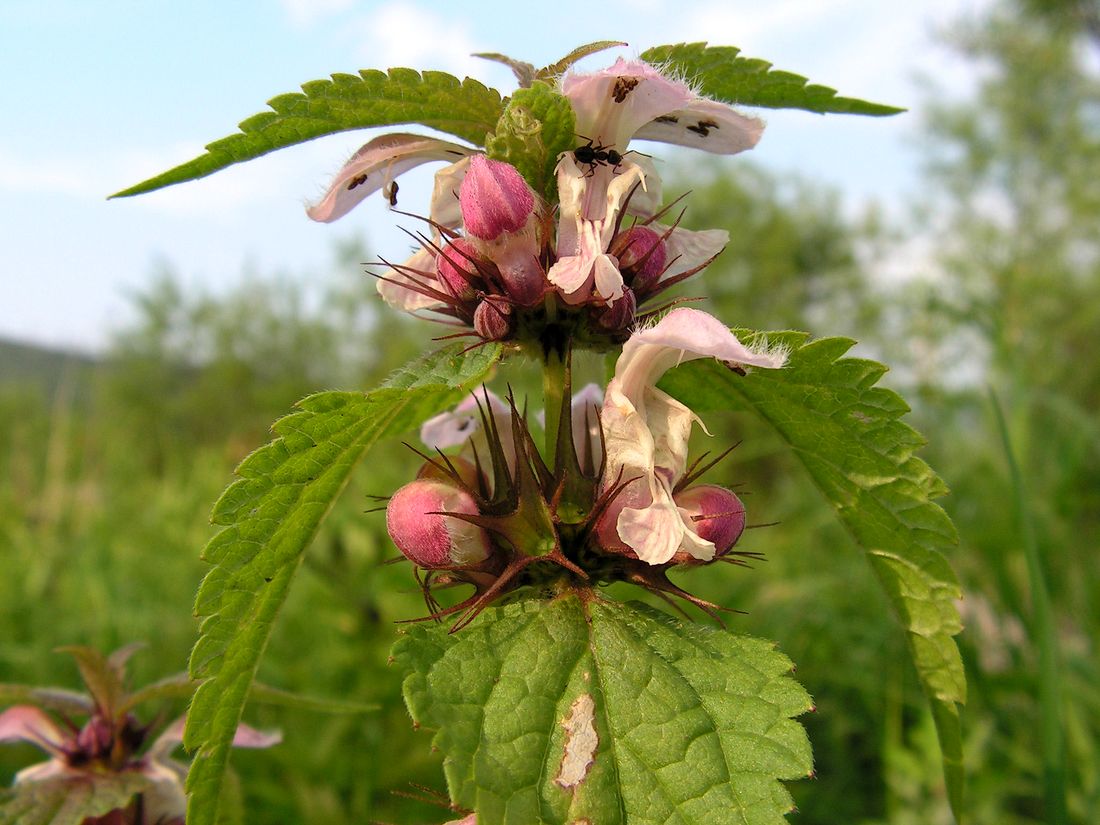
0, 146, 101, 198
280, 0, 354, 28
351, 2, 489, 78
0, 135, 361, 220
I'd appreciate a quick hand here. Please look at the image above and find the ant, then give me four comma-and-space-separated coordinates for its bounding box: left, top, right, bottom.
572, 136, 624, 177
383, 179, 399, 207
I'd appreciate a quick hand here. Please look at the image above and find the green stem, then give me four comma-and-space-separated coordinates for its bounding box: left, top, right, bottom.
989, 387, 1068, 825
542, 349, 566, 467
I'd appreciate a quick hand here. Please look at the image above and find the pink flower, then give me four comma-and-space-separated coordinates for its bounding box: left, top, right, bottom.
420, 389, 517, 476
307, 133, 471, 223
306, 134, 478, 316
458, 156, 545, 305
548, 58, 763, 305
0, 706, 278, 825
598, 308, 785, 565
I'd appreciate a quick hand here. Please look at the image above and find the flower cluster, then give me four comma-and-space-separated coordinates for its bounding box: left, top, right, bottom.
0, 646, 279, 825
385, 308, 786, 625
308, 58, 761, 349
320, 55, 787, 624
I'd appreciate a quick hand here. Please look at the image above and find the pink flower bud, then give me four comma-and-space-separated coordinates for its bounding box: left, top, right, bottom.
612, 226, 666, 293
460, 156, 536, 240
386, 479, 491, 568
674, 485, 746, 556
493, 246, 545, 305
598, 287, 636, 332
473, 298, 514, 341
437, 239, 480, 301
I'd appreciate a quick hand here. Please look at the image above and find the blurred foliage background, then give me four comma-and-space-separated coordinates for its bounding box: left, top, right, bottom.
1, 1, 1097, 822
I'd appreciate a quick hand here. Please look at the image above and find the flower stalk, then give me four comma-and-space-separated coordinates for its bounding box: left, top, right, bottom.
541, 347, 567, 467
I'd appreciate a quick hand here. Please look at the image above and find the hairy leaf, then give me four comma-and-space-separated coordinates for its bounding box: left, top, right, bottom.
641, 43, 904, 115
660, 331, 965, 813
0, 772, 152, 825
537, 41, 628, 80
113, 70, 503, 198
396, 595, 812, 825
485, 82, 576, 202
183, 343, 501, 825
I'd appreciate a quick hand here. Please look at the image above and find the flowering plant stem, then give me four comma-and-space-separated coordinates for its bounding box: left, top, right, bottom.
542, 347, 566, 467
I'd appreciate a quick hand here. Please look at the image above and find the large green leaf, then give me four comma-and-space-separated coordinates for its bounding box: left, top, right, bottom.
112, 70, 504, 198
485, 82, 576, 201
395, 595, 812, 825
0, 771, 152, 825
641, 43, 904, 116
183, 342, 502, 825
660, 331, 966, 817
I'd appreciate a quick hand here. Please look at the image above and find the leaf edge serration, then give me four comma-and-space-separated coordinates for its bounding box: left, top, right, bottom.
112, 69, 504, 198
181, 342, 502, 825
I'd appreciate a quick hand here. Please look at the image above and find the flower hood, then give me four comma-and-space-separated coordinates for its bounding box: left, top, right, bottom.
600, 308, 786, 564
549, 58, 763, 305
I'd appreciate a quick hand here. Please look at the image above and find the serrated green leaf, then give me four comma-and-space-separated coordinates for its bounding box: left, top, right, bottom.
395, 594, 812, 825
660, 330, 965, 816
485, 82, 576, 202
112, 70, 504, 198
0, 771, 152, 825
183, 342, 501, 825
641, 42, 904, 116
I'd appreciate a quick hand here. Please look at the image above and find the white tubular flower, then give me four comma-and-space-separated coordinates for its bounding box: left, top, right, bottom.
306, 133, 472, 223
421, 389, 518, 477
549, 58, 763, 305
599, 308, 786, 565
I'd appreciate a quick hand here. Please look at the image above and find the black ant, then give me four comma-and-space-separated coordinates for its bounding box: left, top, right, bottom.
572, 136, 624, 177
383, 179, 399, 207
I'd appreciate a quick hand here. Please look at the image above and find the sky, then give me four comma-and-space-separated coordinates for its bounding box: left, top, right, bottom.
0, 0, 991, 353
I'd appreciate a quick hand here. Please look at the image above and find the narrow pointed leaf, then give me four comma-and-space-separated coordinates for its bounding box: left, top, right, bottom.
113, 70, 503, 198
118, 672, 194, 712
537, 41, 628, 80
659, 330, 965, 816
54, 647, 124, 719
245, 683, 377, 715
485, 81, 576, 201
183, 342, 501, 825
118, 673, 377, 715
0, 685, 93, 717
395, 595, 812, 825
641, 42, 904, 115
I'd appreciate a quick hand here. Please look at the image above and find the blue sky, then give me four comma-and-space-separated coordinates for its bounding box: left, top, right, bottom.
0, 0, 989, 351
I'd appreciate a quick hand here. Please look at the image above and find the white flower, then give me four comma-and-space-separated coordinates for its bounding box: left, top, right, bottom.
307, 133, 471, 224
599, 308, 786, 565
548, 58, 763, 305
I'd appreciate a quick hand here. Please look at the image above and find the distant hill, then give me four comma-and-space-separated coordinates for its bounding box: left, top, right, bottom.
0, 337, 100, 403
